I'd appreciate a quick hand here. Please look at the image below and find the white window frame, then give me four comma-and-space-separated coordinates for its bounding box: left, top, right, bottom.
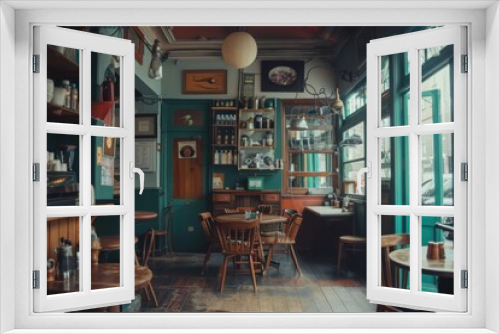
33, 26, 136, 312
366, 26, 467, 312
1, 2, 498, 333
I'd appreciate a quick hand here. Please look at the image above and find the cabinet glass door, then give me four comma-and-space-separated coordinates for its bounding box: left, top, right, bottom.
33, 26, 136, 313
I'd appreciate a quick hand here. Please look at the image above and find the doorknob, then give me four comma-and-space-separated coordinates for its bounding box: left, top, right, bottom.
129, 162, 145, 195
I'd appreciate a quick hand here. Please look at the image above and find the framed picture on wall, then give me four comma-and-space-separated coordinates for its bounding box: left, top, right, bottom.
135, 114, 157, 138
135, 139, 157, 172
212, 173, 224, 190
124, 27, 145, 65
261, 60, 305, 92
183, 70, 227, 94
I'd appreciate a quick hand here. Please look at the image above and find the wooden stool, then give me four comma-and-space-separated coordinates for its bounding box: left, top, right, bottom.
337, 235, 366, 275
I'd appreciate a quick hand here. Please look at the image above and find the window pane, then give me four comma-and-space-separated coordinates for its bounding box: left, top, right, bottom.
381, 136, 409, 205
380, 216, 410, 290
421, 133, 454, 206
345, 84, 366, 119
343, 161, 365, 194
91, 52, 121, 127
421, 46, 453, 124
381, 52, 409, 127
420, 216, 454, 295
46, 216, 81, 294
47, 134, 80, 206
289, 153, 333, 172
341, 122, 364, 161
47, 45, 81, 124
287, 176, 333, 190
91, 216, 122, 290
92, 137, 121, 204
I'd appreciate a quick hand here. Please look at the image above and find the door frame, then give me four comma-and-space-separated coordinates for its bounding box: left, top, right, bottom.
2, 3, 496, 333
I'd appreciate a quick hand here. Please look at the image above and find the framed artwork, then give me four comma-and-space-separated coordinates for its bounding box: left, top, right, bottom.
177, 140, 197, 159
174, 109, 204, 127
261, 60, 305, 92
124, 27, 144, 64
183, 70, 227, 94
212, 173, 224, 190
241, 73, 255, 98
103, 137, 116, 157
135, 140, 157, 172
135, 114, 157, 138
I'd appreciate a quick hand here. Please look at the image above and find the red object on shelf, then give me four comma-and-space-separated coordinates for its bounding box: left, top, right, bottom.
91, 101, 114, 123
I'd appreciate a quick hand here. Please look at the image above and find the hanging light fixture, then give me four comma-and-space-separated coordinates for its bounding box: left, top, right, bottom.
149, 39, 164, 80
289, 106, 309, 131
331, 87, 344, 112
339, 134, 363, 147
221, 32, 258, 69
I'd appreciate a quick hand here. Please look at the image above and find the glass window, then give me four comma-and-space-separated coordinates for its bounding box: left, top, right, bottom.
341, 122, 365, 195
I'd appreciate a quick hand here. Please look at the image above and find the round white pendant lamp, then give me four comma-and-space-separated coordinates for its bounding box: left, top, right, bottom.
221, 32, 258, 69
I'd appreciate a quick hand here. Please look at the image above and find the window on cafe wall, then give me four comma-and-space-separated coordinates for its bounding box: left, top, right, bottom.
282, 100, 338, 195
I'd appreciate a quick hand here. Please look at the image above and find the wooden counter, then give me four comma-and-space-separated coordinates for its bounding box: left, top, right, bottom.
212, 190, 281, 216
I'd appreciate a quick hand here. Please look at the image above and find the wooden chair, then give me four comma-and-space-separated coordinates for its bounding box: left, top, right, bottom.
261, 213, 303, 276
140, 228, 159, 307
257, 204, 275, 215
150, 205, 172, 257
381, 233, 410, 288
198, 212, 220, 275
337, 235, 366, 275
215, 218, 260, 293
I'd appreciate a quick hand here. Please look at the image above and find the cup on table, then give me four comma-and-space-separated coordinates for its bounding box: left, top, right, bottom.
427, 241, 440, 259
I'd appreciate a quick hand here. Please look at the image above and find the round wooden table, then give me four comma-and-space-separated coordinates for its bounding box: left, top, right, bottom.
216, 213, 287, 226
389, 246, 454, 278
135, 211, 158, 220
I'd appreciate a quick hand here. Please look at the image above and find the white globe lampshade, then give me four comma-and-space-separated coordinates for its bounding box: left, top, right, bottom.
221, 32, 258, 69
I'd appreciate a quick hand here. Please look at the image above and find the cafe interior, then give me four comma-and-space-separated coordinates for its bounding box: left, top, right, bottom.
46, 26, 455, 313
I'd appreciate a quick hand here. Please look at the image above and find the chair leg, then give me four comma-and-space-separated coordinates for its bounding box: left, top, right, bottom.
337, 242, 344, 275
248, 254, 257, 293
201, 244, 212, 274
264, 244, 276, 275
289, 245, 302, 276
220, 256, 229, 293
143, 287, 151, 301
402, 268, 408, 289
148, 282, 159, 307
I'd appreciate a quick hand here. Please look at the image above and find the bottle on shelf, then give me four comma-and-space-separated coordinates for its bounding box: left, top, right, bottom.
216, 114, 221, 125
214, 150, 220, 164
70, 83, 78, 111
221, 150, 227, 164
233, 150, 238, 166
224, 131, 229, 145
230, 131, 235, 145
216, 131, 222, 145
227, 150, 233, 165
62, 80, 71, 108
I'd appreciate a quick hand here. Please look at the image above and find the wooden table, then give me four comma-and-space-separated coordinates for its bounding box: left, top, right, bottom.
389, 246, 454, 293
215, 213, 287, 226
47, 263, 153, 311
135, 211, 158, 220
301, 206, 355, 256
389, 246, 454, 278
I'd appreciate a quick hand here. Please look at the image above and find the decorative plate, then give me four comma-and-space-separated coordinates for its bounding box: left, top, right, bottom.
268, 66, 298, 86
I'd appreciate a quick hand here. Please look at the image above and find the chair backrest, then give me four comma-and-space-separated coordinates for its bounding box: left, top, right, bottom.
380, 233, 410, 288
257, 204, 274, 215
285, 213, 303, 241
215, 219, 259, 256
282, 209, 299, 234
142, 228, 155, 267
199, 212, 217, 240
160, 204, 173, 232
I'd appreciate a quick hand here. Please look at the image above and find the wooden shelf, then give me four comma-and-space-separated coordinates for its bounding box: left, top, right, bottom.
239, 146, 274, 149
288, 171, 337, 177
240, 108, 274, 113
288, 149, 337, 154
47, 102, 79, 123
213, 144, 237, 147
213, 124, 237, 127
47, 45, 79, 81
239, 128, 275, 131
211, 106, 238, 111
239, 167, 282, 171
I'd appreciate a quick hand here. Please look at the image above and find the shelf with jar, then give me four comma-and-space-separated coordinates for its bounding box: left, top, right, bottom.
211, 103, 238, 166
238, 107, 281, 170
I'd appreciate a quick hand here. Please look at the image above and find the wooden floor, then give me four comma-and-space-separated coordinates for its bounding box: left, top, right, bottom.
140, 251, 376, 313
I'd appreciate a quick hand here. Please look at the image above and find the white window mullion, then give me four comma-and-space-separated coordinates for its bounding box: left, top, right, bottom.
408, 46, 420, 296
